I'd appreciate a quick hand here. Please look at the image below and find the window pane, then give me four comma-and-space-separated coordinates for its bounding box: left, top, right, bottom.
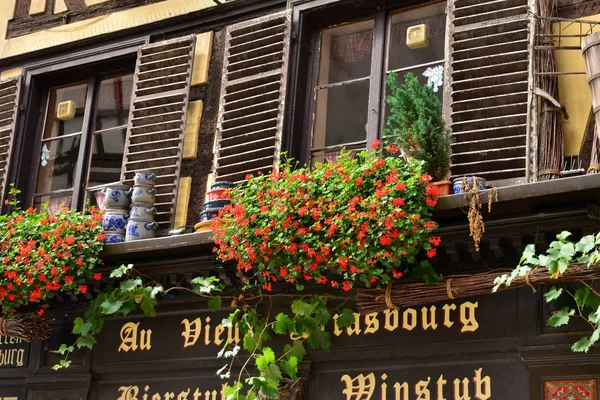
313, 80, 370, 149
35, 135, 81, 194
87, 128, 126, 188
33, 191, 73, 212
387, 3, 446, 72
43, 82, 88, 139
318, 20, 374, 86
94, 74, 134, 132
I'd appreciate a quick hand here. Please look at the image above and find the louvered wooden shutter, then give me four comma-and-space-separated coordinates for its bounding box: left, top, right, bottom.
120, 36, 196, 230
212, 11, 291, 184
447, 0, 532, 184
0, 77, 21, 206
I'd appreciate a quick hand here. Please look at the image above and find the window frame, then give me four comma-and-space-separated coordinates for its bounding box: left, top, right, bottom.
9, 37, 147, 210
286, 0, 448, 165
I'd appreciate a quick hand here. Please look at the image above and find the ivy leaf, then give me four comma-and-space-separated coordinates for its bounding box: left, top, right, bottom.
100, 299, 123, 315
273, 313, 295, 334
72, 317, 91, 335
307, 328, 331, 351
120, 278, 142, 292
291, 300, 313, 317
544, 286, 563, 303
208, 296, 222, 312
547, 307, 575, 327
283, 341, 306, 363
191, 276, 222, 294
560, 243, 575, 259
120, 301, 136, 316
140, 296, 157, 317
314, 308, 331, 326
267, 363, 282, 382
336, 309, 356, 329
557, 231, 572, 241
576, 235, 595, 254
572, 332, 598, 353
243, 332, 259, 353
281, 356, 298, 379
574, 288, 590, 309
589, 305, 600, 325
76, 334, 96, 349
255, 347, 275, 373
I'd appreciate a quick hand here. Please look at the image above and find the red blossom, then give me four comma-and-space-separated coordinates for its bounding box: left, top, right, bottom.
370, 139, 381, 149
78, 285, 88, 294
93, 272, 102, 281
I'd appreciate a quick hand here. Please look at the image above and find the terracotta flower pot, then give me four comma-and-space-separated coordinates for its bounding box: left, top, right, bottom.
431, 180, 452, 196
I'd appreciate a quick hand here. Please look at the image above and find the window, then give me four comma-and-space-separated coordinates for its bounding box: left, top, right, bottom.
309, 2, 446, 164
33, 70, 134, 210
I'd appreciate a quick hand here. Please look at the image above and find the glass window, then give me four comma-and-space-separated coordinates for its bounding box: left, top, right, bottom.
33, 71, 134, 210
308, 3, 447, 163
312, 19, 374, 163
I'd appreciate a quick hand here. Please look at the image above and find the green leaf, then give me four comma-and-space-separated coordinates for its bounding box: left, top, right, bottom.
572, 335, 596, 353
283, 341, 306, 363
589, 305, 600, 324
58, 344, 68, 355
140, 296, 157, 317
574, 288, 590, 309
120, 278, 142, 292
100, 299, 124, 315
76, 334, 96, 349
576, 235, 595, 254
557, 231, 572, 241
336, 309, 356, 329
208, 296, 222, 311
281, 356, 298, 379
291, 300, 313, 317
191, 276, 223, 294
544, 286, 563, 303
315, 308, 331, 326
547, 307, 575, 327
72, 317, 91, 335
560, 243, 575, 259
120, 301, 136, 316
243, 332, 259, 353
255, 347, 275, 373
266, 363, 282, 382
273, 313, 295, 335
307, 328, 331, 351
222, 317, 233, 328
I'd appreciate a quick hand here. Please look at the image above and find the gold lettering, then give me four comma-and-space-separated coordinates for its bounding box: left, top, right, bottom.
340, 373, 375, 400
164, 393, 175, 400
381, 374, 387, 400
15, 349, 24, 367
416, 377, 431, 400
227, 325, 240, 345
152, 394, 161, 400
394, 382, 409, 400
346, 313, 362, 336
204, 317, 212, 346
364, 312, 379, 335
193, 388, 201, 400
204, 391, 217, 400
383, 309, 398, 332
214, 324, 225, 346
402, 308, 417, 331
442, 304, 456, 329
459, 302, 479, 333
177, 389, 190, 400
119, 322, 152, 352
421, 306, 437, 331
453, 378, 471, 400
118, 386, 139, 400
437, 375, 447, 400
333, 314, 343, 336
181, 318, 202, 348
473, 368, 491, 400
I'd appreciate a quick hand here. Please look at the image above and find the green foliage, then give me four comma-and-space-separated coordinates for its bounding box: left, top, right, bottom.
494, 231, 600, 353
384, 72, 453, 181
53, 264, 164, 369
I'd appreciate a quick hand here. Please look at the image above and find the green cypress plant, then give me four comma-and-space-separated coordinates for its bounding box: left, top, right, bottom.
384, 71, 454, 182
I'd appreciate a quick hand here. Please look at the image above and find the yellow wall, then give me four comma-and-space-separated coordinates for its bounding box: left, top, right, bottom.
0, 0, 218, 60
555, 14, 600, 156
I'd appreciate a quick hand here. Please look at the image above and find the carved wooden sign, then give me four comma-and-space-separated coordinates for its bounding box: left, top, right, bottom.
0, 336, 29, 369
8, 0, 166, 38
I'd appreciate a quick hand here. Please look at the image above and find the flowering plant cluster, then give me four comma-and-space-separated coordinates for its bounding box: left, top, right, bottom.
213, 142, 441, 292
0, 187, 104, 316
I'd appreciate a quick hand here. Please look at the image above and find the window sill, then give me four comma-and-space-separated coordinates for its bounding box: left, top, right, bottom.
100, 231, 215, 262
435, 173, 600, 219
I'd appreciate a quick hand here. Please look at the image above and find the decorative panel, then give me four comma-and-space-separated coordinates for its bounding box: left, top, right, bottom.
0, 77, 21, 207
544, 378, 598, 400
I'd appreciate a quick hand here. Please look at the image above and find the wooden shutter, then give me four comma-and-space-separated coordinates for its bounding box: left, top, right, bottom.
212, 11, 291, 184
447, 0, 532, 184
120, 36, 196, 230
0, 77, 21, 205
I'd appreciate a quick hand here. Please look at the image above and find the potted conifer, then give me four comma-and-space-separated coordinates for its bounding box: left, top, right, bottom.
384, 72, 454, 195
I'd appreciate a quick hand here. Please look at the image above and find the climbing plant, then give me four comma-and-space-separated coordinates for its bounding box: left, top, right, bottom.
494, 231, 600, 353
